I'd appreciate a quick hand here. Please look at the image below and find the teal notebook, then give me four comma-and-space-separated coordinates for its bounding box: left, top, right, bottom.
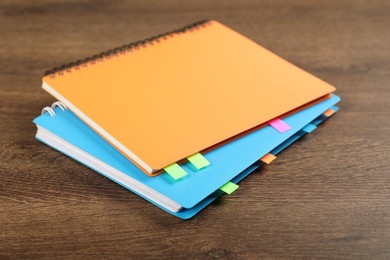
34, 95, 339, 218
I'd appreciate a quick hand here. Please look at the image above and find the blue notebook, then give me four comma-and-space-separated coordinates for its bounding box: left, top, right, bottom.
34, 95, 339, 218
173, 107, 338, 219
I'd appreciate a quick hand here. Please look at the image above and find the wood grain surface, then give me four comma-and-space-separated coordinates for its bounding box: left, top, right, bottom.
1, 0, 389, 258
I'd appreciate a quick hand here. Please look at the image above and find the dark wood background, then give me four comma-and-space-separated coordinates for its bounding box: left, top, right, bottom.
1, 0, 389, 258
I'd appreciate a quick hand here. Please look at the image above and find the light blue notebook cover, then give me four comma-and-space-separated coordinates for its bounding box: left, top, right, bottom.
176, 106, 338, 218
34, 95, 339, 218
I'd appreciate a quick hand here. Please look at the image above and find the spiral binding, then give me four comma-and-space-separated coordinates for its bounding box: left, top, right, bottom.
41, 102, 68, 117
44, 20, 211, 78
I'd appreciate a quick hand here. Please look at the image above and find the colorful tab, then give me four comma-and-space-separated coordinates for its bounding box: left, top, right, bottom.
164, 163, 188, 180
330, 106, 339, 111
302, 123, 317, 133
220, 182, 239, 195
323, 109, 336, 117
260, 153, 277, 164
187, 152, 210, 169
268, 118, 292, 133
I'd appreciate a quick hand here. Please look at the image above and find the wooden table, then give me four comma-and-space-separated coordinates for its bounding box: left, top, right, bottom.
1, 0, 389, 258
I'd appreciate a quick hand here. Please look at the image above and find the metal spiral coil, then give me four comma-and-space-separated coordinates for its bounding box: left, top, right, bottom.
41, 101, 68, 117
44, 20, 211, 78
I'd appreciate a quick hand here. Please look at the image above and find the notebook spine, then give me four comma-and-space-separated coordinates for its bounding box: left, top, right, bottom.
41, 101, 68, 117
44, 20, 211, 78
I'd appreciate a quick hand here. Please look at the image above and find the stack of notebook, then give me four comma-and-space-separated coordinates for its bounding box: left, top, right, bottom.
34, 20, 340, 219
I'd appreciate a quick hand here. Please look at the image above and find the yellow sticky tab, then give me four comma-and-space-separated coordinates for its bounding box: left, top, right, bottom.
323, 109, 335, 117
164, 163, 188, 180
187, 153, 210, 169
260, 153, 277, 164
220, 182, 239, 194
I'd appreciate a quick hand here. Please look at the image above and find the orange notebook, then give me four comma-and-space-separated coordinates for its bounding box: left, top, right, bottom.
42, 20, 335, 174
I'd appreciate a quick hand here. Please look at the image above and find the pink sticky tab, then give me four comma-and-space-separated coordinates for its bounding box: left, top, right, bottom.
268, 118, 292, 133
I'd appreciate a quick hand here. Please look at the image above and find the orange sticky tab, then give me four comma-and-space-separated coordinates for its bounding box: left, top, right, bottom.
323, 109, 335, 117
260, 153, 277, 164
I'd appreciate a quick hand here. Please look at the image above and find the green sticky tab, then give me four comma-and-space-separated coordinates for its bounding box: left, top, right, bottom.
187, 153, 210, 169
164, 163, 188, 180
220, 182, 239, 195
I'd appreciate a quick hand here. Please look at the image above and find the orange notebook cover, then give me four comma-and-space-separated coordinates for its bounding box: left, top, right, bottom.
42, 20, 335, 174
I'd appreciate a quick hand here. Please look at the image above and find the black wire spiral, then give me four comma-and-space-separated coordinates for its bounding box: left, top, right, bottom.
44, 20, 210, 77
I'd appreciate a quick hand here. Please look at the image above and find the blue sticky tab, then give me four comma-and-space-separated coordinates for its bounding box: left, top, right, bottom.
302, 124, 317, 133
